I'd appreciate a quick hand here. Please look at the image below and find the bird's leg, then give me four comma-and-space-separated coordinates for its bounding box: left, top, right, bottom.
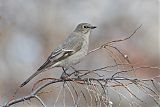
70, 66, 81, 77
62, 67, 67, 74
61, 67, 69, 79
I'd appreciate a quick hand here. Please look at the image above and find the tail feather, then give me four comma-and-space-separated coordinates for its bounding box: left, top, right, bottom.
37, 59, 52, 71
20, 70, 43, 87
21, 60, 53, 87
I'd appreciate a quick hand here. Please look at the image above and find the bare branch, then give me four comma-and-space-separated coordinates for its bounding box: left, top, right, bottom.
2, 24, 160, 107
34, 95, 47, 107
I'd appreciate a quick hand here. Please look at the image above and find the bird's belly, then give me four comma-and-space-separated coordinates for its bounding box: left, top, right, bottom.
68, 50, 87, 65
61, 50, 87, 67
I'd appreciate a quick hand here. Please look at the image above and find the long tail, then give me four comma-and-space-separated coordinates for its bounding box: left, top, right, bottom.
20, 58, 54, 87
20, 70, 43, 87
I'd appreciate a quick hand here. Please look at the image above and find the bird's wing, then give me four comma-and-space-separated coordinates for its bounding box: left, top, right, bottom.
50, 33, 84, 60
37, 33, 84, 71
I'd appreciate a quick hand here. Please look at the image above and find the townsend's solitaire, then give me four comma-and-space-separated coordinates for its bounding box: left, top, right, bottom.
21, 23, 96, 87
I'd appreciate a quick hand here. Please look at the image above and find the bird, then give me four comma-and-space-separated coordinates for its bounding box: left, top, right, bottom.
21, 23, 96, 87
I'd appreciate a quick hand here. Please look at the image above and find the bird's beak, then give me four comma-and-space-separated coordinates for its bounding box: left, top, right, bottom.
90, 26, 97, 29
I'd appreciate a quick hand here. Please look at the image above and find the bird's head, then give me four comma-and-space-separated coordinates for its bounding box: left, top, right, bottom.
74, 23, 96, 34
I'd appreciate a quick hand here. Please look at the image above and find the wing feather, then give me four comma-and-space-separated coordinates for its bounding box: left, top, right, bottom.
37, 33, 83, 71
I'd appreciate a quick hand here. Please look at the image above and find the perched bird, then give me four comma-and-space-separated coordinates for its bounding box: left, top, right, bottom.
21, 23, 96, 87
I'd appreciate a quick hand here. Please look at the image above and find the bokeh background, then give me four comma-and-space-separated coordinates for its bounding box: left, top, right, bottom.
0, 0, 159, 107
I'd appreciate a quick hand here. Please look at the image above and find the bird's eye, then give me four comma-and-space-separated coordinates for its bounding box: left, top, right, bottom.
83, 25, 87, 28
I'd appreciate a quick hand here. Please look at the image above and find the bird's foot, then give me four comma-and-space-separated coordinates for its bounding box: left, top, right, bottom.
74, 70, 80, 76
60, 72, 70, 79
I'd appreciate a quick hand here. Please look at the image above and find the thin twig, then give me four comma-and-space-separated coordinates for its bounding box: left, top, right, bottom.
34, 95, 47, 107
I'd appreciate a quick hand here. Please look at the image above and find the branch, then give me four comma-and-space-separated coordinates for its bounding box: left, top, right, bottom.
88, 24, 142, 55
2, 24, 160, 107
3, 76, 159, 106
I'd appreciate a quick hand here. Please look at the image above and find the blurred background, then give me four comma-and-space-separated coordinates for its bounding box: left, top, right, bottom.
0, 0, 159, 107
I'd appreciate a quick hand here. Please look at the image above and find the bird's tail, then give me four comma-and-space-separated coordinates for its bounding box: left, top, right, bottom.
20, 70, 43, 87
20, 59, 54, 87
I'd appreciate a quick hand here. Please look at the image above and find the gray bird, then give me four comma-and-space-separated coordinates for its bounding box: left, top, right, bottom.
21, 23, 96, 87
